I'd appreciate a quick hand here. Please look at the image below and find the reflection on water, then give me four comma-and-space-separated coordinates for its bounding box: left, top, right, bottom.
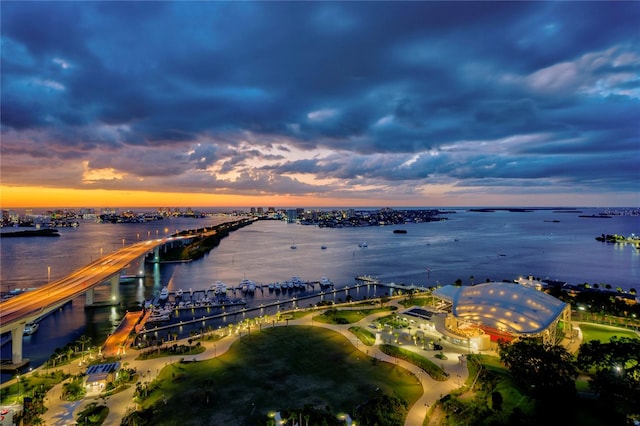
1, 209, 638, 382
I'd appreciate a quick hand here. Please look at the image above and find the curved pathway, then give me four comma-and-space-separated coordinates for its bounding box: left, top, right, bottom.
40, 300, 469, 426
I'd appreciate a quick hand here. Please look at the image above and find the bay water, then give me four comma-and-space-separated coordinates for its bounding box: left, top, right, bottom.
1, 208, 638, 383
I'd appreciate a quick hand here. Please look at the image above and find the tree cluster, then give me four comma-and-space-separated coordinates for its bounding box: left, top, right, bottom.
577, 336, 640, 404
499, 338, 578, 399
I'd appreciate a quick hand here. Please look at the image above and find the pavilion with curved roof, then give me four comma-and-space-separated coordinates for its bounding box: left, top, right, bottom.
432, 282, 571, 345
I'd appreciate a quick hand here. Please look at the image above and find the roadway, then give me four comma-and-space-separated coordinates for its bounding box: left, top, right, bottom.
0, 236, 186, 364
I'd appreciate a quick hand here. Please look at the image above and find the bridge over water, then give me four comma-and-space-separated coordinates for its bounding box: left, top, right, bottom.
0, 235, 187, 367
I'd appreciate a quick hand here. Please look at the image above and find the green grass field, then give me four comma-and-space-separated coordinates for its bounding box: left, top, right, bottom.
137, 326, 422, 425
579, 322, 639, 343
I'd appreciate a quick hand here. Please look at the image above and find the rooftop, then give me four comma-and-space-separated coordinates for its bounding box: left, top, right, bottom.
433, 282, 566, 335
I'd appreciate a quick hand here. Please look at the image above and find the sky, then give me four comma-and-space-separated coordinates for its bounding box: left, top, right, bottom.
1, 2, 639, 209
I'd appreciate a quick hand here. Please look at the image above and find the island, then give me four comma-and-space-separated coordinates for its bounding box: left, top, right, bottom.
0, 228, 60, 238
595, 233, 640, 247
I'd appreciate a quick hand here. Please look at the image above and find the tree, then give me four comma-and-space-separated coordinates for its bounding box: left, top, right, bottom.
498, 338, 577, 400
576, 337, 640, 403
77, 335, 92, 353
491, 391, 503, 412
355, 394, 408, 426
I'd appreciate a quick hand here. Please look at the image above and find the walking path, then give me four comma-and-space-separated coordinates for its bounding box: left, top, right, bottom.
40, 299, 470, 426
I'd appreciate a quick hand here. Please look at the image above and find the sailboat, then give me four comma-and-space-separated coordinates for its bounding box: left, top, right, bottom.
290, 237, 297, 249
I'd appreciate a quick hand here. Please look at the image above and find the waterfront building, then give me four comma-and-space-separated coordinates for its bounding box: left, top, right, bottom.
432, 281, 571, 347
84, 362, 121, 394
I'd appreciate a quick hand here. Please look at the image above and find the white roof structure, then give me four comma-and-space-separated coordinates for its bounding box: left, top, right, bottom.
432, 282, 568, 337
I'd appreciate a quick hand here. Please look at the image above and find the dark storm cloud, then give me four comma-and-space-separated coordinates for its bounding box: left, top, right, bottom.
1, 1, 638, 203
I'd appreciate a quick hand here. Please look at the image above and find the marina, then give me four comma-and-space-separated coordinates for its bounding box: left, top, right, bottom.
136, 279, 407, 335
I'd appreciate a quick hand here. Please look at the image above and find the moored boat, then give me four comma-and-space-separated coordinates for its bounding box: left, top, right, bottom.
159, 286, 169, 301
23, 322, 39, 336
146, 313, 170, 323
320, 276, 333, 288
211, 281, 228, 294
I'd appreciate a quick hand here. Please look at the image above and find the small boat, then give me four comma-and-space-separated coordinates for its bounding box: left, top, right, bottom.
211, 281, 228, 294
159, 286, 169, 301
358, 242, 368, 248
393, 229, 407, 234
240, 278, 256, 293
23, 322, 39, 336
147, 313, 170, 323
320, 276, 333, 288
152, 306, 172, 316
290, 237, 297, 249
321, 245, 327, 250
176, 288, 184, 298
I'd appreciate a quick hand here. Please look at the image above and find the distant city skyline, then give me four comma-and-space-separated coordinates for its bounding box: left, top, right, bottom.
1, 2, 639, 209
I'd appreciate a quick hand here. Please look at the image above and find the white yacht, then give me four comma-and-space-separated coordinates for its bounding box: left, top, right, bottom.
159, 286, 169, 301
211, 281, 228, 295
320, 276, 333, 288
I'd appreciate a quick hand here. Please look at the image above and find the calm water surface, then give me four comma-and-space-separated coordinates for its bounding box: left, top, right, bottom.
1, 208, 638, 382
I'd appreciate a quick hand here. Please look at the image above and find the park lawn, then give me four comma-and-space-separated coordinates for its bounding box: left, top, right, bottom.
312, 307, 390, 324
0, 369, 68, 405
579, 323, 639, 343
283, 310, 314, 320
399, 296, 438, 308
348, 326, 376, 346
134, 342, 206, 360
379, 344, 448, 381
139, 326, 422, 426
76, 402, 109, 425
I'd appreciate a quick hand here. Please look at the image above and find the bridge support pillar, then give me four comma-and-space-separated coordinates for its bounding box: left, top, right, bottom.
110, 275, 120, 304
85, 287, 95, 306
136, 255, 146, 277
11, 327, 24, 364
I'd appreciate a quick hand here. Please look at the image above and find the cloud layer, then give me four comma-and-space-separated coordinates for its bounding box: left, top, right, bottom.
2, 2, 639, 207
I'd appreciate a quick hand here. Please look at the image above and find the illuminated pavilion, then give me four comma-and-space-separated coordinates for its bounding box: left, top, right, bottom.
432, 282, 571, 346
